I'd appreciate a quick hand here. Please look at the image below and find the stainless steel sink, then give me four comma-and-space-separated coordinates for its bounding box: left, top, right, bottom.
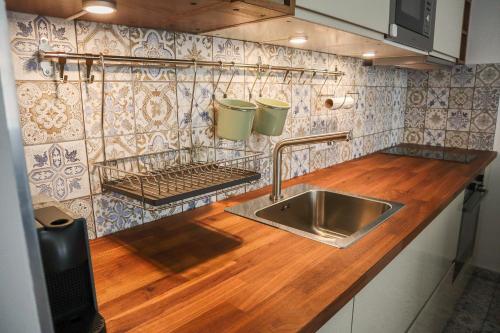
226, 184, 404, 248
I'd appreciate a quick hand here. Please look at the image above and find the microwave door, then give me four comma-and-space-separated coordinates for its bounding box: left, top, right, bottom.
395, 0, 426, 34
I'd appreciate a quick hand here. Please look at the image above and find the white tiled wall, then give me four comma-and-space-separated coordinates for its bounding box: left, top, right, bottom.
8, 11, 408, 238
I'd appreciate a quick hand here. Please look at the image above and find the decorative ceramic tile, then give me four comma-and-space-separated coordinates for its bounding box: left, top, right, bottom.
394, 69, 408, 88
183, 194, 216, 212
17, 81, 84, 145
212, 37, 244, 83
407, 70, 428, 88
104, 135, 137, 159
428, 69, 451, 87
8, 12, 78, 80
309, 147, 326, 172
246, 157, 271, 191
291, 85, 311, 117
265, 44, 292, 67
470, 110, 497, 133
76, 21, 131, 81
469, 132, 494, 150
175, 33, 212, 81
291, 48, 312, 68
404, 128, 424, 144
82, 81, 135, 138
451, 65, 476, 87
180, 127, 214, 148
24, 140, 90, 201
365, 87, 377, 109
136, 130, 179, 154
473, 87, 500, 110
352, 137, 364, 158
425, 108, 447, 130
427, 87, 449, 108
177, 82, 213, 128
134, 81, 177, 133
61, 196, 96, 239
246, 133, 271, 156
449, 88, 473, 109
337, 109, 354, 132
338, 141, 353, 162
85, 139, 104, 194
364, 109, 375, 135
353, 112, 365, 137
475, 64, 500, 87
366, 67, 380, 86
311, 51, 328, 70
404, 107, 425, 128
354, 86, 366, 112
355, 60, 368, 86
311, 115, 331, 135
292, 117, 311, 138
93, 193, 143, 237
291, 149, 309, 178
330, 55, 355, 86
447, 109, 471, 131
143, 204, 182, 224
423, 129, 445, 146
363, 134, 375, 154
129, 27, 175, 81
214, 82, 245, 101
407, 88, 427, 107
445, 131, 469, 149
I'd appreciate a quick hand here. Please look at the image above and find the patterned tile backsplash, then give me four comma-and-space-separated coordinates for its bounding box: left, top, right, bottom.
404, 64, 500, 150
7, 11, 498, 239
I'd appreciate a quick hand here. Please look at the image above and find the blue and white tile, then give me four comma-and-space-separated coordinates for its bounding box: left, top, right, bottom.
291, 149, 309, 178
352, 137, 364, 158
424, 129, 445, 146
136, 130, 179, 155
93, 193, 143, 237
213, 37, 245, 83
175, 32, 212, 81
427, 87, 449, 108
24, 140, 90, 201
180, 126, 215, 148
129, 27, 175, 81
183, 193, 216, 212
451, 65, 476, 87
177, 82, 213, 128
8, 12, 78, 80
291, 84, 311, 117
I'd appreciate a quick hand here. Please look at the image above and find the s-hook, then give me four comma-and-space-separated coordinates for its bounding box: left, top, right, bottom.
58, 57, 67, 83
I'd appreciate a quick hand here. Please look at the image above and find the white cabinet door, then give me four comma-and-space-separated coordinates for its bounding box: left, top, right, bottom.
296, 0, 391, 34
433, 0, 465, 58
351, 192, 464, 333
317, 299, 353, 333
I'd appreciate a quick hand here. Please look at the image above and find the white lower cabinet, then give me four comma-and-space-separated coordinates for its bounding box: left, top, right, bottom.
317, 299, 353, 333
351, 191, 464, 333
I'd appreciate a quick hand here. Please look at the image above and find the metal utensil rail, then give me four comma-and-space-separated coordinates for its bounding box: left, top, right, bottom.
95, 147, 262, 209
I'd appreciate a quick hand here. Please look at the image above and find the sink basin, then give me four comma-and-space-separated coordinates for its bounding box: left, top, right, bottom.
226, 184, 403, 248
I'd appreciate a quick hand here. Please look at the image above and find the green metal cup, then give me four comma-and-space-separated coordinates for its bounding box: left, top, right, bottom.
253, 98, 291, 136
215, 99, 257, 141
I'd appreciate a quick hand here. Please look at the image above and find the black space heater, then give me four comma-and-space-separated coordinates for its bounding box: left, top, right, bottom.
35, 206, 106, 333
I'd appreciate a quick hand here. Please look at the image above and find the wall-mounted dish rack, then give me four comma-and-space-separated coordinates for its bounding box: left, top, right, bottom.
39, 49, 345, 212
95, 146, 261, 209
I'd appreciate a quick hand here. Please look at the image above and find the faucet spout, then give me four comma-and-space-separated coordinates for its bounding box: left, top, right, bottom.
270, 131, 351, 202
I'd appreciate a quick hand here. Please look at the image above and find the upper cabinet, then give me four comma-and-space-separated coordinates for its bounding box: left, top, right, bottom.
433, 0, 466, 58
296, 0, 391, 34
6, 0, 295, 33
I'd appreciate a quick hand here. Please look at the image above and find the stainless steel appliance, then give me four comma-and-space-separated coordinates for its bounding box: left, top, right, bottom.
454, 173, 487, 279
388, 0, 436, 51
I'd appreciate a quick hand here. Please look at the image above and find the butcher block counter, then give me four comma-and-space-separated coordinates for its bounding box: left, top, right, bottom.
89, 146, 496, 332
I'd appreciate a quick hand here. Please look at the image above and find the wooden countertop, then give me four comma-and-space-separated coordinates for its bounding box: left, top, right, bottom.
90, 146, 496, 332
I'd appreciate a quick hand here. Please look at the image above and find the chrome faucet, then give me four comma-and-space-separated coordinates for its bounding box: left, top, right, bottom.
270, 131, 352, 202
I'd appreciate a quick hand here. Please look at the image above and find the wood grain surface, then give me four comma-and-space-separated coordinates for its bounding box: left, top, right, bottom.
90, 146, 496, 332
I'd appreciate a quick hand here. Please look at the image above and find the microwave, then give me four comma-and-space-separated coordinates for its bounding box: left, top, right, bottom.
388, 0, 436, 51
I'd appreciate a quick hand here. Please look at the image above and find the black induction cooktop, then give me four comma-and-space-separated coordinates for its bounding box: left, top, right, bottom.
382, 146, 477, 164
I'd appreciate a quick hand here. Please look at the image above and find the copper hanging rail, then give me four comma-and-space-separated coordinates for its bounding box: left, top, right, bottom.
39, 50, 345, 82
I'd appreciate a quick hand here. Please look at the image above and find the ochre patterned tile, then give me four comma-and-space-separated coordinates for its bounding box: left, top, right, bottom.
407, 70, 428, 88
61, 196, 96, 239
404, 128, 424, 144
136, 131, 179, 154
428, 69, 451, 87
407, 88, 427, 107
24, 140, 90, 201
475, 64, 500, 87
17, 81, 83, 144
470, 110, 497, 133
445, 131, 469, 149
449, 88, 473, 109
404, 107, 425, 128
76, 21, 131, 81
8, 12, 78, 80
175, 33, 212, 82
425, 109, 448, 130
134, 81, 177, 133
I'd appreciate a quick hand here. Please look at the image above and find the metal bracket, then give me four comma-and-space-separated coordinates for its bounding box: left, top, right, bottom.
58, 57, 68, 83
85, 58, 94, 83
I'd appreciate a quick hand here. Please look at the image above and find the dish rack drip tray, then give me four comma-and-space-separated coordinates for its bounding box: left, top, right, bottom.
95, 147, 262, 206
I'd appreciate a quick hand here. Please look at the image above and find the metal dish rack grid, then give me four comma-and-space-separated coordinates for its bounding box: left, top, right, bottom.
95, 146, 262, 211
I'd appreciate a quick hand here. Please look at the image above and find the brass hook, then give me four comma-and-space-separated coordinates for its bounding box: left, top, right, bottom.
85, 57, 94, 83
248, 63, 261, 101
259, 65, 272, 97
212, 61, 223, 100
224, 62, 236, 98
58, 57, 67, 83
